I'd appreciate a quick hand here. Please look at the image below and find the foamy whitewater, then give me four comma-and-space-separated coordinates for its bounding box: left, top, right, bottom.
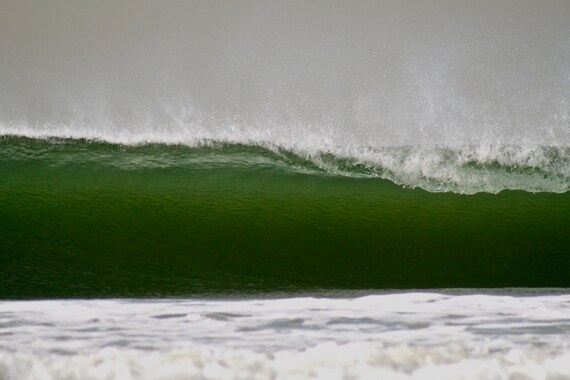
1, 293, 570, 380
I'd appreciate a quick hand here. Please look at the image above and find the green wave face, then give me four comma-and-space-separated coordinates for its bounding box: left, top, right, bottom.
1, 137, 570, 298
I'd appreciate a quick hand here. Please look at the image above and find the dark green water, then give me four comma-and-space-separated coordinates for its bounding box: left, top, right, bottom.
1, 137, 569, 298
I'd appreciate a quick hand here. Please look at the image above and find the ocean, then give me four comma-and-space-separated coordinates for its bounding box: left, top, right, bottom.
1, 1, 570, 379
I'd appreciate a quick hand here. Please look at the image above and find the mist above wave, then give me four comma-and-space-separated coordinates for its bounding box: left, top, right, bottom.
1, 0, 570, 148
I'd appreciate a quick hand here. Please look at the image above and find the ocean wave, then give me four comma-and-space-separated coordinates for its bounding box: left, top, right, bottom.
2, 134, 570, 296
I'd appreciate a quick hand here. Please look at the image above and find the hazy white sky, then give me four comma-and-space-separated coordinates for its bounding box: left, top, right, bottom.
1, 1, 569, 144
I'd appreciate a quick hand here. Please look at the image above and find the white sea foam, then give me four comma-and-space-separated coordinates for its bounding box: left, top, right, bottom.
1, 293, 570, 379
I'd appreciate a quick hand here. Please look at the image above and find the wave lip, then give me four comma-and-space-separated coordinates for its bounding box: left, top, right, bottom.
333, 144, 570, 194
1, 134, 569, 194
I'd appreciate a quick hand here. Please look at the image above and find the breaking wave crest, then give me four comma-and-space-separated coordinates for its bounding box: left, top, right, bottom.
1, 134, 568, 194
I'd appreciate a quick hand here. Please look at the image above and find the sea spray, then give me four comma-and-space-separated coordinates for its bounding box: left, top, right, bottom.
1, 1, 570, 148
